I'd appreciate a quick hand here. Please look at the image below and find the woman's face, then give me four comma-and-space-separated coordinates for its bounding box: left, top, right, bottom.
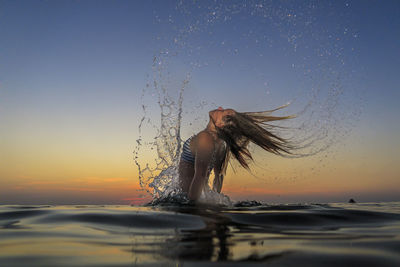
209, 107, 235, 128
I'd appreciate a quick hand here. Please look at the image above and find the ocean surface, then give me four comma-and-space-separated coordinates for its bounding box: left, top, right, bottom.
1, 202, 399, 266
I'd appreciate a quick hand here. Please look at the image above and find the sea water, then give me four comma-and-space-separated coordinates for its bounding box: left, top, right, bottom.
1, 202, 399, 266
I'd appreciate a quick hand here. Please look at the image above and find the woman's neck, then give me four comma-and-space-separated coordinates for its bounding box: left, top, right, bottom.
205, 120, 222, 144
206, 120, 217, 133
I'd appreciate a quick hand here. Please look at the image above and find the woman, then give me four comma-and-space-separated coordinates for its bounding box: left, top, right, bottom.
179, 105, 294, 201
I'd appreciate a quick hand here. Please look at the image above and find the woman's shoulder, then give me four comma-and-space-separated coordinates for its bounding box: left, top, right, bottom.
195, 130, 214, 141
193, 131, 215, 149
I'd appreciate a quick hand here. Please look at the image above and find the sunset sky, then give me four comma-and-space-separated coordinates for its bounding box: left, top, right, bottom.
1, 0, 399, 204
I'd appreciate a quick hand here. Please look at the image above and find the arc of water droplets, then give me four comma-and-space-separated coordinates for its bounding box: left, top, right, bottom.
134, 53, 190, 199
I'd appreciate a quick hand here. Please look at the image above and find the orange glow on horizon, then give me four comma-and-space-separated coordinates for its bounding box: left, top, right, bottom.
1, 132, 399, 204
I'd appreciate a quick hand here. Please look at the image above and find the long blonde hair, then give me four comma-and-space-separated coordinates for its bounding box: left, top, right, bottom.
217, 105, 294, 175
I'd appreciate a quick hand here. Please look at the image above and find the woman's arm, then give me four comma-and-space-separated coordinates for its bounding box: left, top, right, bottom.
187, 132, 214, 200
212, 171, 224, 193
212, 143, 227, 193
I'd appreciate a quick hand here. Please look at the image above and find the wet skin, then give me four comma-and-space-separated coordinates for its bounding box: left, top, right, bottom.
178, 107, 235, 200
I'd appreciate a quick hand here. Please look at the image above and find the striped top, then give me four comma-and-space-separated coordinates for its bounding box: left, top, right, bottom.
180, 135, 222, 174
181, 136, 195, 164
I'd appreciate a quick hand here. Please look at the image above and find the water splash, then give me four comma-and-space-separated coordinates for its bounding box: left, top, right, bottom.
134, 52, 190, 200
134, 1, 363, 203
134, 53, 233, 206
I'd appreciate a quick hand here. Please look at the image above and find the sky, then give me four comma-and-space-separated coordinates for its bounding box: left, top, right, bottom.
1, 0, 399, 204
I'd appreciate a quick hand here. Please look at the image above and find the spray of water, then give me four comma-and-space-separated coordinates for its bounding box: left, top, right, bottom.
133, 52, 233, 205
133, 52, 187, 199
134, 1, 363, 204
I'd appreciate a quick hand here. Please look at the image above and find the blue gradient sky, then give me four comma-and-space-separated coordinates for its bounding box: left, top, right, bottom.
1, 0, 399, 204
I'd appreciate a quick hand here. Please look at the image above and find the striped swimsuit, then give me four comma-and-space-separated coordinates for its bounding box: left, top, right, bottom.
180, 136, 195, 164
180, 136, 222, 174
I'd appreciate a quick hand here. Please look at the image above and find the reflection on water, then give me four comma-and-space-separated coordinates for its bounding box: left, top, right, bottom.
1, 203, 400, 266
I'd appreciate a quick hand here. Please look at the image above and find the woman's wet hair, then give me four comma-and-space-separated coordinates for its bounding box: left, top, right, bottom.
216, 106, 294, 173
